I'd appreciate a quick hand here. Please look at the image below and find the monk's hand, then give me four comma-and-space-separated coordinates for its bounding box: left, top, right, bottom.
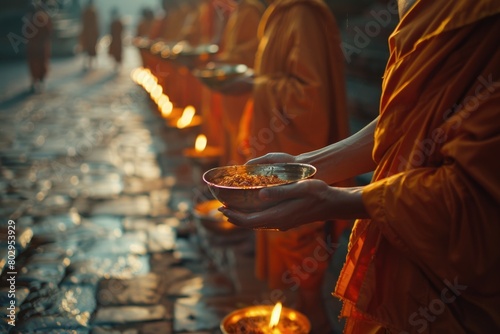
245, 152, 296, 165
219, 181, 368, 231
220, 179, 331, 231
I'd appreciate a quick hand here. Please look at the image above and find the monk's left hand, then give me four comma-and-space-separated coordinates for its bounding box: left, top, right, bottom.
219, 180, 367, 231
219, 180, 350, 231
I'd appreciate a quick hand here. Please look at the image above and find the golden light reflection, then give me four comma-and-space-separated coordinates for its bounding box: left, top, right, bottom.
158, 94, 169, 107
195, 134, 207, 152
160, 100, 174, 118
269, 302, 282, 329
151, 84, 163, 101
176, 105, 196, 128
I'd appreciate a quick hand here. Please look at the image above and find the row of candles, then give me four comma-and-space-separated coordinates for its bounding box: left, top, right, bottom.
130, 67, 309, 333
131, 67, 202, 129
130, 67, 216, 160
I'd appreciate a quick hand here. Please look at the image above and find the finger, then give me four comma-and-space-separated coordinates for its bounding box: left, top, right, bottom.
218, 206, 266, 228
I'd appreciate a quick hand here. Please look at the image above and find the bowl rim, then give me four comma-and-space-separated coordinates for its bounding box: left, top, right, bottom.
202, 163, 317, 190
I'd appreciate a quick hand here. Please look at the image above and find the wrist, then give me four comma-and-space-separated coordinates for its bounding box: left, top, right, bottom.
330, 186, 370, 220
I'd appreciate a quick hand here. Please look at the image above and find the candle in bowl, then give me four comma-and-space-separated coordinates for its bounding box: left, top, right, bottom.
183, 134, 222, 167
221, 302, 310, 334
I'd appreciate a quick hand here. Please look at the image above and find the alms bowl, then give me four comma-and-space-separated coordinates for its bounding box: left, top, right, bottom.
202, 163, 316, 213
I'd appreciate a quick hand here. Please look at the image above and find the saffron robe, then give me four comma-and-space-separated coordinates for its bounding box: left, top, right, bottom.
27, 10, 52, 81
336, 0, 500, 333
246, 0, 349, 290
217, 0, 265, 164
80, 5, 99, 56
108, 19, 123, 64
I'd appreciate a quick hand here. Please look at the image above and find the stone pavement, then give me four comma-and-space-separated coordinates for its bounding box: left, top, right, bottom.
0, 47, 269, 333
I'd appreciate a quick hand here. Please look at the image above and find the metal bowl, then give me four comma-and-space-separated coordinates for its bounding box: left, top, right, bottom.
202, 163, 316, 213
192, 62, 251, 89
163, 42, 219, 68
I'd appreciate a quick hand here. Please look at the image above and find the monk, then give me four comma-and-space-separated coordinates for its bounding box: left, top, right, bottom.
224, 0, 350, 332
220, 0, 500, 332
26, 3, 52, 93
215, 0, 266, 164
80, 0, 99, 70
135, 8, 155, 68
148, 0, 187, 105
108, 8, 123, 70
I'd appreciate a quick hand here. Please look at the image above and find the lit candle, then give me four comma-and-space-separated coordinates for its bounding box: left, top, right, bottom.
195, 133, 207, 152
269, 302, 282, 333
220, 302, 310, 334
176, 105, 196, 128
183, 134, 222, 166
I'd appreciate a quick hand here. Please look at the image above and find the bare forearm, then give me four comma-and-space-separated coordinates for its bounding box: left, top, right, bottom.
297, 117, 378, 184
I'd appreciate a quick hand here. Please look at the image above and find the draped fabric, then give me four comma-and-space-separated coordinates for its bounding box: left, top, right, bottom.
335, 1, 500, 332
108, 19, 123, 64
27, 10, 52, 81
218, 0, 266, 164
243, 0, 349, 291
80, 6, 99, 56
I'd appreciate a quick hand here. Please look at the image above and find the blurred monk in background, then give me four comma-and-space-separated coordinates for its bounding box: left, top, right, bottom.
135, 8, 155, 68
216, 0, 266, 164
228, 0, 351, 332
108, 8, 124, 71
26, 2, 52, 93
80, 0, 99, 70
148, 0, 185, 105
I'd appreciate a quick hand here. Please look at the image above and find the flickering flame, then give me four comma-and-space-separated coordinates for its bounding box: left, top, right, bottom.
195, 134, 207, 153
269, 302, 282, 328
176, 105, 196, 128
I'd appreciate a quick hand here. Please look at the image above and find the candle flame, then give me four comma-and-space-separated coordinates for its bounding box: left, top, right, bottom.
177, 105, 196, 128
195, 134, 207, 152
269, 302, 282, 328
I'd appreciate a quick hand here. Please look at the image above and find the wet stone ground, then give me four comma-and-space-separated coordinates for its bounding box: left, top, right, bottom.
0, 53, 265, 333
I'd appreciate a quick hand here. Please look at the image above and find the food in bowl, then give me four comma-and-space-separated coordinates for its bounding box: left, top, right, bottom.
202, 163, 316, 212
217, 173, 287, 188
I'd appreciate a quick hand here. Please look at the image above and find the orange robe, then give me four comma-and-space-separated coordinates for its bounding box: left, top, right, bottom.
148, 6, 189, 106
246, 0, 349, 291
217, 0, 265, 164
336, 0, 500, 333
80, 6, 99, 56
108, 19, 123, 64
136, 16, 154, 68
26, 10, 52, 81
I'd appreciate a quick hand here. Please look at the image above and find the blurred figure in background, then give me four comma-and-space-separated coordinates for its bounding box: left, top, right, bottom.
26, 1, 53, 93
216, 0, 266, 164
80, 0, 99, 70
135, 7, 155, 68
108, 8, 124, 71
